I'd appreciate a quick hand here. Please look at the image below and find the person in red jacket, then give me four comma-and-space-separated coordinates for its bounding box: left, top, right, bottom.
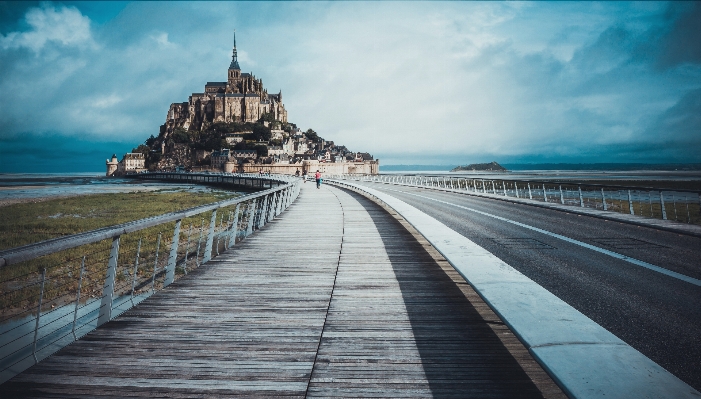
315, 170, 322, 189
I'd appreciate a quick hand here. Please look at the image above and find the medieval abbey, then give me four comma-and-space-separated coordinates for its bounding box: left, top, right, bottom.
161, 34, 287, 136
107, 34, 378, 176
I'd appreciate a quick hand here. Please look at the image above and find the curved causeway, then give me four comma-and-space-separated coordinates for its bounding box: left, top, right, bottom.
1, 184, 563, 398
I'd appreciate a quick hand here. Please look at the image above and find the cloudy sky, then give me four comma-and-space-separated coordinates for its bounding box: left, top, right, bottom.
1, 1, 700, 172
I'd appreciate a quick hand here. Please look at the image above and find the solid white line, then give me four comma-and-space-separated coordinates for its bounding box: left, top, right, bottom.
384, 187, 701, 287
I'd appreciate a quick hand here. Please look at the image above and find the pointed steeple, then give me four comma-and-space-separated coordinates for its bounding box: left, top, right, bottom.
229, 30, 240, 70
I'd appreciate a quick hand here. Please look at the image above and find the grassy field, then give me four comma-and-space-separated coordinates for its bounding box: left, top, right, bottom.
0, 189, 238, 251
0, 189, 244, 318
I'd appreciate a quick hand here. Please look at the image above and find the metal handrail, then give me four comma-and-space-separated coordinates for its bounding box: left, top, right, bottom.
0, 174, 296, 268
0, 172, 302, 383
328, 173, 701, 226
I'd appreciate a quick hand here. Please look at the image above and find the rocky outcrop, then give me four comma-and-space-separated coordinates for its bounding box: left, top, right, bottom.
451, 161, 507, 172
156, 143, 192, 170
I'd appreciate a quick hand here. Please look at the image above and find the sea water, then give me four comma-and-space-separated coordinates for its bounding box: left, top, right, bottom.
0, 172, 237, 202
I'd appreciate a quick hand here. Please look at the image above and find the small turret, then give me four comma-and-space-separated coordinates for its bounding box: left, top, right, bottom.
106, 154, 118, 176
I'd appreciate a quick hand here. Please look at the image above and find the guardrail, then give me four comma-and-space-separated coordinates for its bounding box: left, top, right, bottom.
327, 174, 701, 225
0, 172, 300, 383
328, 178, 700, 399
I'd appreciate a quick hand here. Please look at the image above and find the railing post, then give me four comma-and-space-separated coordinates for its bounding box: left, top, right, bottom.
72, 256, 86, 339
151, 233, 161, 291
164, 219, 181, 287
259, 196, 269, 228
543, 185, 548, 202
514, 182, 520, 198
660, 192, 667, 220
502, 182, 507, 196
98, 235, 120, 327
32, 268, 47, 363
276, 191, 284, 216
628, 190, 634, 215
270, 192, 279, 220
602, 188, 608, 211
184, 224, 192, 274
195, 218, 204, 266
265, 194, 274, 223
282, 189, 289, 211
229, 204, 240, 247
223, 212, 232, 250
491, 180, 496, 194
578, 186, 584, 207
215, 213, 224, 256
559, 185, 565, 204
130, 240, 141, 305
246, 200, 256, 236
528, 183, 532, 199
203, 210, 217, 264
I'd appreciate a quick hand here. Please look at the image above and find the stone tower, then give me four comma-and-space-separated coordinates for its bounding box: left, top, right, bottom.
106, 154, 118, 176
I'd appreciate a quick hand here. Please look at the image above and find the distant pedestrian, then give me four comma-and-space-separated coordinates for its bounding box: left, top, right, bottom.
315, 170, 322, 189
295, 169, 300, 177
302, 171, 307, 183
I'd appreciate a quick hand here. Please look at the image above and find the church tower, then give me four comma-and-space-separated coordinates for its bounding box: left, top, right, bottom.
228, 32, 241, 85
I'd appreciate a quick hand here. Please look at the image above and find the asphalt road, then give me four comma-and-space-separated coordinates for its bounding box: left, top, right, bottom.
356, 181, 701, 392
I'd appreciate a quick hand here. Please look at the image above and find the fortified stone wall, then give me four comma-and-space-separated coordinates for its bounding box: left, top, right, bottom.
241, 160, 379, 175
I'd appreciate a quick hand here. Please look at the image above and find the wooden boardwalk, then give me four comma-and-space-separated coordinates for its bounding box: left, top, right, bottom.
1, 184, 564, 398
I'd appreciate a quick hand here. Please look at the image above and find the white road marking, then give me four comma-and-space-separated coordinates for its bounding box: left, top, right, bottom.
383, 186, 701, 287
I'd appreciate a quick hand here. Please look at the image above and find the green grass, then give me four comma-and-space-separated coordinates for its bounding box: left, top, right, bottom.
0, 189, 245, 316
0, 190, 237, 251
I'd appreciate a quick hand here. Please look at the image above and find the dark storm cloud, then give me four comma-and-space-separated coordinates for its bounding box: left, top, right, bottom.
655, 2, 701, 69
0, 2, 700, 171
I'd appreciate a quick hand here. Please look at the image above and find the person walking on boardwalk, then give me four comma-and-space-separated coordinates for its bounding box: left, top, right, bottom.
315, 170, 322, 189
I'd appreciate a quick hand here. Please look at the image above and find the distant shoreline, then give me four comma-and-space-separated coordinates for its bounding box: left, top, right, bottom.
382, 163, 701, 172
0, 193, 84, 208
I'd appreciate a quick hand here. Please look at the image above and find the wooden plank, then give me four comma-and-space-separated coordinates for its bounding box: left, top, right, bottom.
0, 184, 565, 398
304, 188, 564, 398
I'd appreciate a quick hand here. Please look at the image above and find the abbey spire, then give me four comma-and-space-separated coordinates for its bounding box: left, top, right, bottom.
229, 31, 240, 70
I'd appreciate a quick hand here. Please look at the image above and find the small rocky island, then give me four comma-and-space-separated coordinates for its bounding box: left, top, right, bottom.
107, 34, 378, 176
451, 162, 507, 172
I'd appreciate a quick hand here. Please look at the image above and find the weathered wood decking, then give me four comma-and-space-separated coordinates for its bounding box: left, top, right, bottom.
1, 184, 564, 398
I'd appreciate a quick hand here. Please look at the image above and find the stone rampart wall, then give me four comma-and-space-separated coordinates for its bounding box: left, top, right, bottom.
242, 160, 379, 175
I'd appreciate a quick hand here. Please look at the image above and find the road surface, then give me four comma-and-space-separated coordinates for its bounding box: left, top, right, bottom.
355, 181, 701, 391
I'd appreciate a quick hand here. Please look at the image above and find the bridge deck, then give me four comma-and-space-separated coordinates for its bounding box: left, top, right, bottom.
1, 184, 563, 398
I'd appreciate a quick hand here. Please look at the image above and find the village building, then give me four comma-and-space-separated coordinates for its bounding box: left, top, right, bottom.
225, 134, 245, 145
210, 149, 231, 170
106, 152, 146, 176
210, 149, 258, 171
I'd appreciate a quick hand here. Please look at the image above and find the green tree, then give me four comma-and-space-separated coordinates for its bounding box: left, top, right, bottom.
132, 144, 150, 156
145, 135, 157, 147
258, 112, 275, 123
172, 127, 189, 144
305, 128, 321, 142
254, 144, 268, 157
252, 124, 271, 141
